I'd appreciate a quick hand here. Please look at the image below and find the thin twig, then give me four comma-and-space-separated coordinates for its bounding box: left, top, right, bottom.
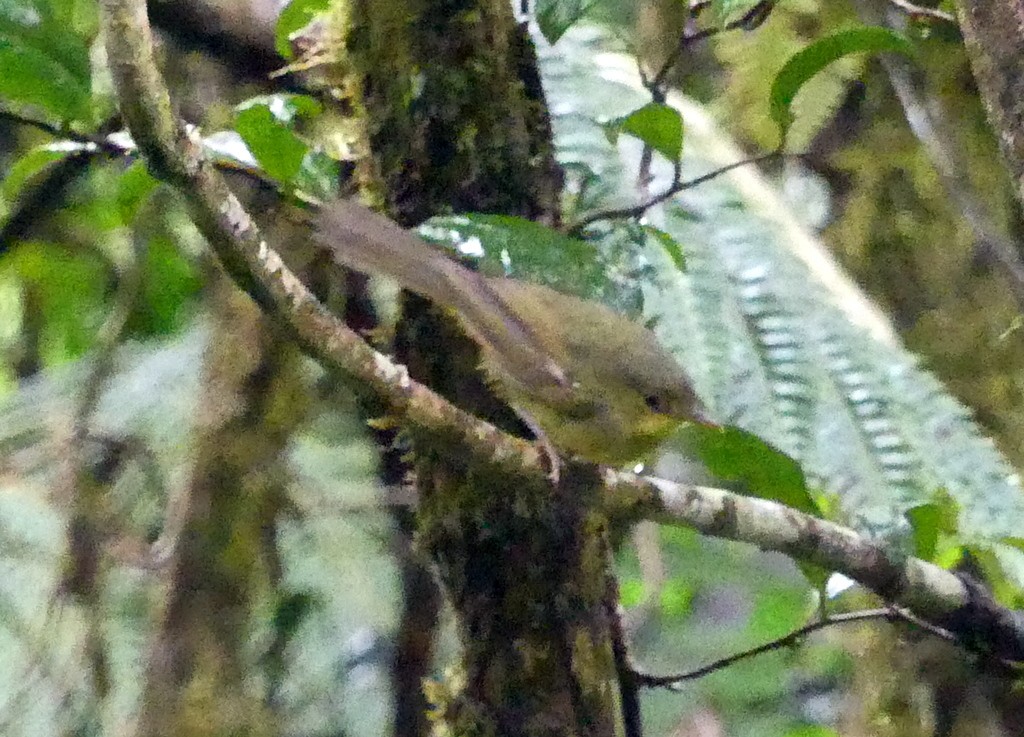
888, 0, 956, 24
648, 0, 777, 92
0, 154, 93, 259
602, 533, 644, 737
635, 608, 897, 689
889, 602, 969, 649
604, 470, 1024, 664
74, 230, 146, 429
0, 106, 320, 224
0, 111, 126, 257
637, 603, 1019, 691
0, 106, 129, 156
567, 150, 782, 234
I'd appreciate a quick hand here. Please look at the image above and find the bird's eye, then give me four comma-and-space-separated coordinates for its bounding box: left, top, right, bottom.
644, 394, 665, 413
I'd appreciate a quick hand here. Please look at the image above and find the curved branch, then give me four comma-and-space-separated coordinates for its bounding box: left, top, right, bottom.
97, 0, 544, 477
888, 0, 955, 24
637, 608, 891, 688
96, 0, 1024, 668
604, 469, 1024, 663
635, 605, 987, 689
566, 151, 782, 234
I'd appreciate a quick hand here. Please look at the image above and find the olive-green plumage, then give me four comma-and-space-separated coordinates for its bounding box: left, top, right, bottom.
316, 200, 704, 464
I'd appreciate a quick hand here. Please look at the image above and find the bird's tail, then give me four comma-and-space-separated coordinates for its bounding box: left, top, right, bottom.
314, 200, 570, 396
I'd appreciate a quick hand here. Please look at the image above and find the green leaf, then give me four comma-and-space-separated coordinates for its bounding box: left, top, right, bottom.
237, 93, 322, 124
604, 102, 684, 162
293, 150, 341, 202
905, 503, 940, 561
420, 213, 613, 300
619, 578, 644, 608
130, 235, 202, 336
0, 1, 92, 81
536, 0, 589, 45
3, 241, 109, 363
659, 578, 694, 618
115, 161, 159, 226
0, 0, 93, 122
746, 585, 809, 641
275, 0, 330, 59
0, 43, 91, 121
644, 225, 686, 271
905, 492, 958, 562
770, 27, 914, 144
686, 424, 821, 517
234, 103, 310, 185
1, 145, 72, 202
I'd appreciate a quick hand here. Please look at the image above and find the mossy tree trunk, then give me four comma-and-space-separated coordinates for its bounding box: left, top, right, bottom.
319, 2, 631, 735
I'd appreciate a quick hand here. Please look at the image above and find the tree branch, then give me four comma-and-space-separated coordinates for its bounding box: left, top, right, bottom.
97, 0, 544, 479
637, 608, 892, 688
96, 0, 1024, 668
603, 469, 1024, 663
643, 0, 778, 93
0, 107, 127, 155
888, 0, 955, 25
0, 110, 126, 258
634, 605, 988, 689
566, 151, 782, 233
